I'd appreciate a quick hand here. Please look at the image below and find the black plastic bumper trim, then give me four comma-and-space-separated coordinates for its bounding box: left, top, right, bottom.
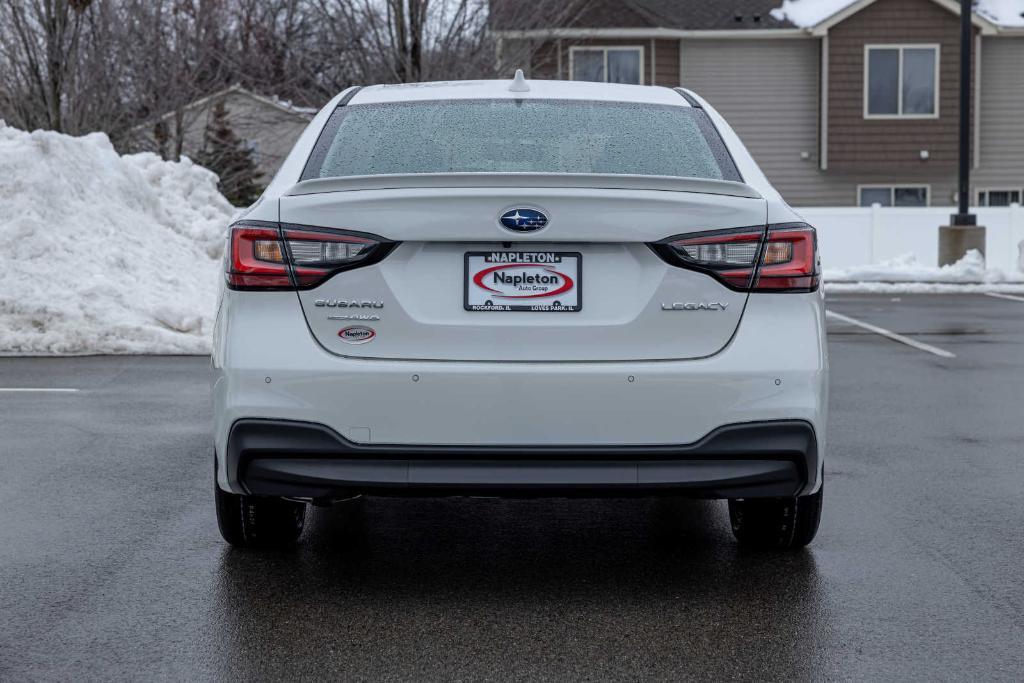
226, 419, 818, 499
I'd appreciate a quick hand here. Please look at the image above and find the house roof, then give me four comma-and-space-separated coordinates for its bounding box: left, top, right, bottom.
492, 0, 796, 31
490, 0, 1023, 34
178, 85, 318, 119
128, 85, 317, 134
774, 0, 1022, 30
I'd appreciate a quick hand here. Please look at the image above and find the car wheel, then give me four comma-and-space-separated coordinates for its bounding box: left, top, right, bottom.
215, 483, 306, 549
728, 484, 822, 550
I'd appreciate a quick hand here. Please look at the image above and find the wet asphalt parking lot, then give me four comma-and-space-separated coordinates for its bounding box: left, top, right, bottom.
1, 292, 1023, 681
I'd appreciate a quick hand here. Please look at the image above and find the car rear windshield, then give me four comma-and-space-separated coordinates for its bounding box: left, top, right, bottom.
301, 99, 740, 182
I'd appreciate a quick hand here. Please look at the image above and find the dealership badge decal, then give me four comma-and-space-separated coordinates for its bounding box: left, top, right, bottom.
338, 326, 376, 344
473, 263, 574, 299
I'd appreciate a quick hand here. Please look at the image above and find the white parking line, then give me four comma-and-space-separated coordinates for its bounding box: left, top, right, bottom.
825, 310, 956, 359
0, 388, 80, 393
985, 292, 1024, 303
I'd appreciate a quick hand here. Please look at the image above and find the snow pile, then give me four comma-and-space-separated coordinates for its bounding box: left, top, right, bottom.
0, 123, 235, 355
825, 281, 1024, 293
771, 0, 1024, 28
826, 249, 988, 283
824, 249, 1024, 293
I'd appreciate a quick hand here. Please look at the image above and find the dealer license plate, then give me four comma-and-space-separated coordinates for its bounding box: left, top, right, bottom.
464, 251, 582, 312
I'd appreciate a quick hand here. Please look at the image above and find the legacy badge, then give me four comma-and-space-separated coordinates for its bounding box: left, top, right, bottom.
661, 302, 730, 311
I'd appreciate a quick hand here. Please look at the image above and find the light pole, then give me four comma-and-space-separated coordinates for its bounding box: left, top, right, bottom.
939, 0, 985, 265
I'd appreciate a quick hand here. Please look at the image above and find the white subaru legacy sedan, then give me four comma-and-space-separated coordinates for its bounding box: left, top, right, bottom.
212, 73, 828, 551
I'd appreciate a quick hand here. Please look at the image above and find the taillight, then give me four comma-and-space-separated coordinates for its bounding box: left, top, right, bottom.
659, 227, 764, 289
227, 226, 293, 290
753, 224, 819, 292
226, 222, 393, 290
281, 226, 387, 287
652, 222, 819, 293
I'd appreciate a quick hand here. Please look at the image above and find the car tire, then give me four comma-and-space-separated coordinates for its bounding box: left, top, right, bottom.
728, 484, 822, 550
215, 483, 306, 549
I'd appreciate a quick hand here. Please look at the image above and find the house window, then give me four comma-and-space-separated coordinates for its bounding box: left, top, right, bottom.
977, 189, 1022, 206
865, 45, 939, 118
570, 47, 643, 85
858, 185, 930, 207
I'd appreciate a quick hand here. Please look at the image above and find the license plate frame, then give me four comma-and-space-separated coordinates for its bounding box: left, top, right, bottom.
464, 251, 582, 312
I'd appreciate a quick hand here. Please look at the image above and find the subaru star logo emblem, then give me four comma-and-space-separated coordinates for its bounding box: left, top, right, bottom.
499, 207, 549, 233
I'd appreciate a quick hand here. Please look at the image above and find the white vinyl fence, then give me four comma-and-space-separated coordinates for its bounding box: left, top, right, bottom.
795, 204, 1024, 273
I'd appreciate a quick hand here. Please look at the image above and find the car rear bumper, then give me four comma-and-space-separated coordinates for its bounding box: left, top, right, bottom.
226, 418, 818, 499
212, 290, 828, 496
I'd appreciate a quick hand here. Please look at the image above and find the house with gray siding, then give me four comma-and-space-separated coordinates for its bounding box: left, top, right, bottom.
128, 85, 315, 183
491, 0, 1024, 207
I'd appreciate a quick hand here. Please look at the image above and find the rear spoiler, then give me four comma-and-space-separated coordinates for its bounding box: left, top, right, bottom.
285, 173, 762, 200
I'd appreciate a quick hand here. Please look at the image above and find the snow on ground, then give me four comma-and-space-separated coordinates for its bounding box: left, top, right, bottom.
824, 249, 1024, 293
824, 249, 1024, 283
771, 0, 1024, 28
825, 281, 1024, 293
0, 123, 234, 355
1, 124, 1021, 356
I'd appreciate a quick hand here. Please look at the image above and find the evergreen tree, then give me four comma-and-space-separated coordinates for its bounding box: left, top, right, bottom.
195, 99, 263, 206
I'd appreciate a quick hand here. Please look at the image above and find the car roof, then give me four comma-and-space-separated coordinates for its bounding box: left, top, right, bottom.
348, 79, 692, 107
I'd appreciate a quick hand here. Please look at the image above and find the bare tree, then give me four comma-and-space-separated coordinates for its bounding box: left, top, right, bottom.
306, 0, 587, 90
0, 0, 229, 146
0, 0, 589, 151
0, 0, 95, 132
118, 0, 231, 159
227, 0, 325, 105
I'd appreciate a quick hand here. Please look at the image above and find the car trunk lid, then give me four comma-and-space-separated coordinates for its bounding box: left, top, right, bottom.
279, 174, 765, 362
